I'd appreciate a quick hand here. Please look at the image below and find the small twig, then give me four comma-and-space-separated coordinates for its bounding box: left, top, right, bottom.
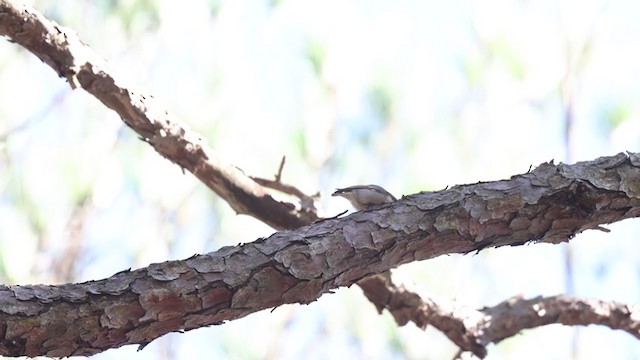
275, 155, 286, 182
316, 210, 348, 222
251, 177, 305, 199
250, 176, 318, 213
451, 349, 464, 360
250, 156, 319, 213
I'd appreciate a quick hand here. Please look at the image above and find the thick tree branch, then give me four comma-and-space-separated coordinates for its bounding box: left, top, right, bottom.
0, 0, 318, 230
0, 152, 636, 356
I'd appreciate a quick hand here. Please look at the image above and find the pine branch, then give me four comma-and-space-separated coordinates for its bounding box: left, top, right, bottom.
0, 152, 636, 356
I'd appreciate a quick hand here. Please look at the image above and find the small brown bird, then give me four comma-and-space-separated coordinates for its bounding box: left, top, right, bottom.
332, 184, 397, 211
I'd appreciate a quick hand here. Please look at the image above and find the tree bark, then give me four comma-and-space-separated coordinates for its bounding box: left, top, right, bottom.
0, 153, 638, 356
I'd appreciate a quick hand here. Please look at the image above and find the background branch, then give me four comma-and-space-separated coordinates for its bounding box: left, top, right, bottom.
358, 274, 640, 358
0, 0, 317, 231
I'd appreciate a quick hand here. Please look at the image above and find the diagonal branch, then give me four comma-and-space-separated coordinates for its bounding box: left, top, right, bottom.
0, 152, 637, 356
0, 0, 318, 230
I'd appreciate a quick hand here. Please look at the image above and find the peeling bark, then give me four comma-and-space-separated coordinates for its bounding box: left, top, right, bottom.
0, 153, 637, 356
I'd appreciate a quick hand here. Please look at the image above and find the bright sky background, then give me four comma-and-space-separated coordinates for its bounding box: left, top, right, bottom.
1, 0, 640, 359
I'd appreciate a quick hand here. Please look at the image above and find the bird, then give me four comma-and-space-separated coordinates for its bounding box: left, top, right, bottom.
332, 184, 397, 211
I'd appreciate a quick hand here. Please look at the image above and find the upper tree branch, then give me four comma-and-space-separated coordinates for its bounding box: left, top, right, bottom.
0, 0, 318, 230
0, 152, 637, 356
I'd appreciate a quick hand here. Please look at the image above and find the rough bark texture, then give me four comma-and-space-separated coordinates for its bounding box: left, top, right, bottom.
0, 0, 317, 230
0, 153, 637, 356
